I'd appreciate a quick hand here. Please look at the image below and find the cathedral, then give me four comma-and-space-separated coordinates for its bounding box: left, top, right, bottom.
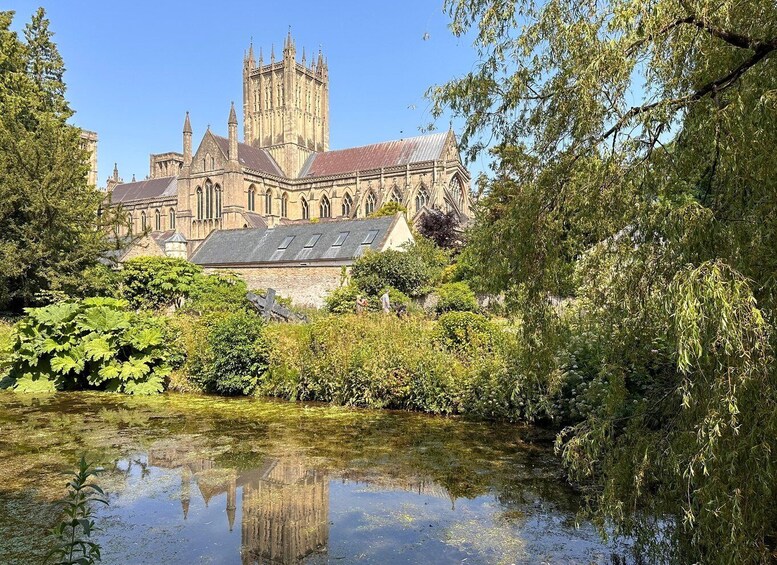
105, 33, 473, 305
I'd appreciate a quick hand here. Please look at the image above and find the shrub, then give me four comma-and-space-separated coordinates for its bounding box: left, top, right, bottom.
259, 312, 550, 421
324, 284, 412, 314
206, 313, 267, 395
165, 313, 208, 393
324, 283, 360, 314
0, 319, 13, 384
4, 297, 173, 394
434, 311, 500, 353
457, 349, 522, 421
351, 249, 432, 297
435, 282, 478, 313
184, 271, 249, 314
405, 236, 451, 287
120, 257, 202, 310
263, 314, 462, 413
70, 263, 121, 299
185, 311, 268, 395
369, 202, 407, 217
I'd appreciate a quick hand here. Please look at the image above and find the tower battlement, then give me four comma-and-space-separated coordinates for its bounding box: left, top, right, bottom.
242, 32, 329, 178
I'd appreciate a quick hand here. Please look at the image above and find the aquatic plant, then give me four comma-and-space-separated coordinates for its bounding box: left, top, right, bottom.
46, 457, 108, 565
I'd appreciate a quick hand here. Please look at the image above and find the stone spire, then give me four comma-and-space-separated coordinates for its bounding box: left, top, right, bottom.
183, 111, 192, 166
270, 43, 275, 63
283, 27, 295, 61
228, 102, 238, 163
112, 162, 119, 181
258, 46, 263, 66
316, 47, 324, 75
246, 39, 255, 69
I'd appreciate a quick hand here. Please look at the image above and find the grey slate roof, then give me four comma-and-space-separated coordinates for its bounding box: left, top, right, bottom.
241, 211, 269, 229
166, 232, 187, 243
298, 132, 449, 178
212, 135, 284, 176
190, 215, 398, 266
111, 176, 177, 203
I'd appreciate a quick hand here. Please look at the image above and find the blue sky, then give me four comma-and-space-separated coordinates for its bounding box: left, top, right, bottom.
7, 1, 490, 184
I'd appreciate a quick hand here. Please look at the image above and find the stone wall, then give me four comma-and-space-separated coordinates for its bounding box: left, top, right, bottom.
120, 234, 165, 261
204, 264, 346, 308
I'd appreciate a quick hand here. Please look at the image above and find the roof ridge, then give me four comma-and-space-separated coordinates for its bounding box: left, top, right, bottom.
315, 131, 447, 156
203, 215, 394, 236
115, 175, 177, 186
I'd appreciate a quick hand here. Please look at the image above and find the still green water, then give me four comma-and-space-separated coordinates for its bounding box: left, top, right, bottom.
0, 392, 628, 564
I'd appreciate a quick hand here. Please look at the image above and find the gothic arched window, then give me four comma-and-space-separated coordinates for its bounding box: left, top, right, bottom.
215, 184, 222, 219
365, 191, 377, 216
389, 187, 401, 203
205, 180, 213, 219
265, 188, 273, 215
416, 186, 429, 212
281, 192, 288, 217
341, 192, 353, 217
141, 211, 147, 231
169, 208, 176, 230
127, 213, 133, 234
301, 196, 309, 220
154, 209, 161, 231
319, 195, 331, 218
449, 175, 465, 209
248, 185, 256, 212
196, 187, 203, 220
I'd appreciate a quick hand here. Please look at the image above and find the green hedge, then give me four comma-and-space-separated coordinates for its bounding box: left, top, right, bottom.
258, 313, 533, 420
262, 314, 461, 412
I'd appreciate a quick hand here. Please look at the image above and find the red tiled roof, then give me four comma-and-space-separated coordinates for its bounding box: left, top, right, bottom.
212, 135, 284, 177
298, 132, 449, 178
110, 176, 177, 204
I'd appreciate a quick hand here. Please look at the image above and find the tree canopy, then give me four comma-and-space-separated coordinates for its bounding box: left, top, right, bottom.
433, 0, 777, 561
0, 9, 116, 312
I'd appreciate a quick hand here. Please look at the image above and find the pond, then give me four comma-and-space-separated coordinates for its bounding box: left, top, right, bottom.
0, 392, 629, 564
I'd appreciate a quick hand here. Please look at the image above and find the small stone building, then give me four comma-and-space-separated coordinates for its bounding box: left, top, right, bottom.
190, 213, 413, 307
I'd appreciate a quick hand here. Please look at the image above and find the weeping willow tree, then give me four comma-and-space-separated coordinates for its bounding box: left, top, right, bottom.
431, 0, 777, 561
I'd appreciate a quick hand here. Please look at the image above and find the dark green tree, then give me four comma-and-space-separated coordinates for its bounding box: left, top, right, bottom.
0, 9, 117, 312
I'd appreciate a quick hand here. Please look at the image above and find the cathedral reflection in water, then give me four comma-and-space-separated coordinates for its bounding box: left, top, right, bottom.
147, 441, 452, 564
148, 446, 329, 564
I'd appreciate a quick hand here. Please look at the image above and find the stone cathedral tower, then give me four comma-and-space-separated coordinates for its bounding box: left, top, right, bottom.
243, 31, 329, 178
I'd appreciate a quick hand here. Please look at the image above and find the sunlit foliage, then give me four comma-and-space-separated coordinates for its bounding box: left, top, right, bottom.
432, 0, 777, 560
